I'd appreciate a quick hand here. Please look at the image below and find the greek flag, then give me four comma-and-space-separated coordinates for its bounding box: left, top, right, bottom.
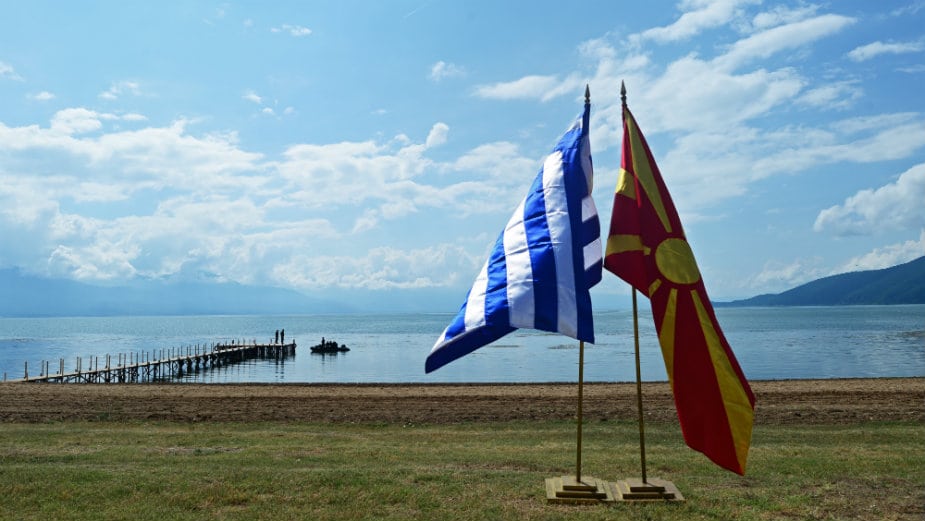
426, 101, 602, 373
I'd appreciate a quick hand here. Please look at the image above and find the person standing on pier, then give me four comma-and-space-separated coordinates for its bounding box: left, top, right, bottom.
281, 329, 285, 344
275, 330, 279, 344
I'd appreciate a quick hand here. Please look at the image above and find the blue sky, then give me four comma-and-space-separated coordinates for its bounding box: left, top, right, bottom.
1, 0, 923, 310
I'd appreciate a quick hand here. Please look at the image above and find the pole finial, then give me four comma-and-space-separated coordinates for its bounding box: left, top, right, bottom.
621, 81, 627, 108
584, 84, 590, 105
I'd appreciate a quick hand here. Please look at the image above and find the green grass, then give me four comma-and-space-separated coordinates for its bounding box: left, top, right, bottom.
1, 420, 922, 520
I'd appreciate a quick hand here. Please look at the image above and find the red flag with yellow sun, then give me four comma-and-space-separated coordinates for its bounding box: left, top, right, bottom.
605, 102, 755, 475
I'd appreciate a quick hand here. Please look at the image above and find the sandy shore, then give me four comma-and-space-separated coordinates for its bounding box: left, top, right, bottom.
1, 378, 922, 424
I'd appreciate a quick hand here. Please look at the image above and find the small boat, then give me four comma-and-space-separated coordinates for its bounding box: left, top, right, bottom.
310, 340, 350, 354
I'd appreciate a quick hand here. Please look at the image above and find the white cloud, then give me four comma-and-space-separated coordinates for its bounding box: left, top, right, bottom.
99, 80, 141, 100
0, 110, 265, 193
271, 24, 312, 37
429, 61, 465, 82
750, 4, 820, 30
425, 123, 449, 148
639, 55, 804, 133
28, 91, 55, 101
278, 138, 433, 214
848, 40, 925, 62
751, 256, 827, 291
814, 163, 925, 236
651, 113, 925, 211
796, 81, 862, 109
474, 75, 559, 100
272, 244, 480, 290
473, 74, 584, 102
0, 61, 24, 81
632, 0, 756, 44
890, 1, 925, 17
587, 8, 924, 212
50, 108, 105, 135
243, 91, 263, 104
714, 14, 856, 71
836, 230, 925, 272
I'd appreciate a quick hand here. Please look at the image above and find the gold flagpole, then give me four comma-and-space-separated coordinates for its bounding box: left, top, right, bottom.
546, 85, 615, 503
632, 289, 648, 484
576, 340, 585, 482
613, 81, 683, 501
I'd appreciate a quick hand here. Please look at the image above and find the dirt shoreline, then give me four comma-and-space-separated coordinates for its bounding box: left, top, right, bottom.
1, 377, 922, 425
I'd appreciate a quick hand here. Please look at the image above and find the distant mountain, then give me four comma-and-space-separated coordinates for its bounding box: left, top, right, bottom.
0, 269, 467, 317
0, 269, 355, 317
718, 256, 925, 307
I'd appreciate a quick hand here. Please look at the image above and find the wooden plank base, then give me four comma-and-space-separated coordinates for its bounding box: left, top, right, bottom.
612, 478, 684, 502
545, 476, 617, 504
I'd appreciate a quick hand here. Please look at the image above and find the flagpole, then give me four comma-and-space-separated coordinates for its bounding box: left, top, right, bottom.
544, 85, 614, 502
632, 289, 648, 484
623, 81, 649, 485
571, 84, 593, 485
611, 81, 682, 501
576, 340, 585, 481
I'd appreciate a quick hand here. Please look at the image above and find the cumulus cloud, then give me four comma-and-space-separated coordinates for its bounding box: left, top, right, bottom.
243, 91, 263, 104
272, 244, 480, 290
430, 61, 465, 82
748, 236, 925, 292
814, 163, 925, 236
425, 123, 449, 148
751, 257, 827, 291
836, 230, 925, 272
50, 108, 106, 134
848, 40, 925, 62
28, 91, 55, 101
275, 125, 518, 221
0, 110, 265, 197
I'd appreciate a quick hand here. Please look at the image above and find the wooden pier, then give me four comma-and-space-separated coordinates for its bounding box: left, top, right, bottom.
9, 341, 296, 384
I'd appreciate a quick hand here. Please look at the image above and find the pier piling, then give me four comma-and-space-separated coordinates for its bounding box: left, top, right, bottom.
13, 341, 296, 384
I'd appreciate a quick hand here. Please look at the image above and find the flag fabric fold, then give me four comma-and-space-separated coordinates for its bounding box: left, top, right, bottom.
604, 104, 756, 475
427, 101, 602, 374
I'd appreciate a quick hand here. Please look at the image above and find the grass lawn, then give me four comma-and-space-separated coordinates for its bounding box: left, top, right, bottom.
1, 420, 922, 520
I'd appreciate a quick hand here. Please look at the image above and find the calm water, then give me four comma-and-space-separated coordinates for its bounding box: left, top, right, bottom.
1, 305, 922, 383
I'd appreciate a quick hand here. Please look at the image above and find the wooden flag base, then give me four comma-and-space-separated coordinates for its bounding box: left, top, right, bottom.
545, 476, 617, 504
613, 478, 684, 502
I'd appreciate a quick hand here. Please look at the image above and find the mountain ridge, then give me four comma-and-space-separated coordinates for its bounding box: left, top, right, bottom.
3, 255, 923, 317
717, 256, 925, 307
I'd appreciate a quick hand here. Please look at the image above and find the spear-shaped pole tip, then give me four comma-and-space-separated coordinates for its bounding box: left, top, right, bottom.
584, 84, 590, 105
620, 81, 627, 107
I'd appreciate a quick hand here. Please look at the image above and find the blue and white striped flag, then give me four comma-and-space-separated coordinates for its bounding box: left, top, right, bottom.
426, 100, 602, 373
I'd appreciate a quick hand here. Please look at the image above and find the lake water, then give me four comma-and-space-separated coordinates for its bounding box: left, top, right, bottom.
1, 305, 923, 383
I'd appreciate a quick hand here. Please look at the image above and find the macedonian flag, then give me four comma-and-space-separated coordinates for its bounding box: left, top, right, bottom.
604, 102, 755, 475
